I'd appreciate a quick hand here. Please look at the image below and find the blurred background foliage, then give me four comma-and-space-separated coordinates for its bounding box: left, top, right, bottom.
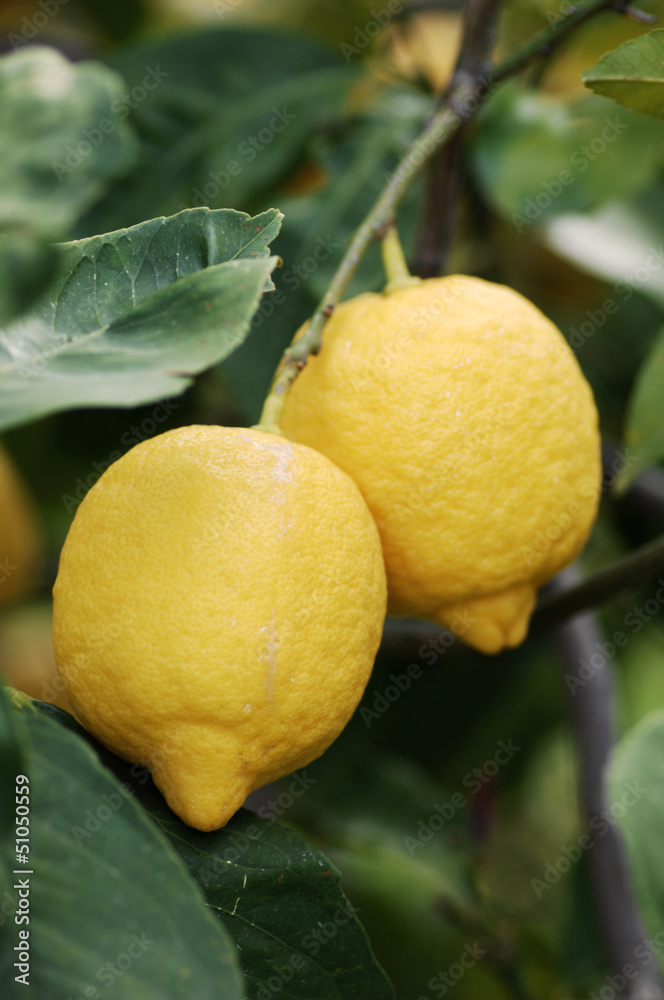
2, 0, 664, 996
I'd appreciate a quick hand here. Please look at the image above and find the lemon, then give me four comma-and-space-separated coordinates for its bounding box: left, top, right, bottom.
0, 441, 42, 608
280, 275, 601, 654
0, 604, 72, 713
53, 425, 386, 831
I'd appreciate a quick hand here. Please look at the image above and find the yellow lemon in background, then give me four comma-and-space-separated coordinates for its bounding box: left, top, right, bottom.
0, 441, 42, 608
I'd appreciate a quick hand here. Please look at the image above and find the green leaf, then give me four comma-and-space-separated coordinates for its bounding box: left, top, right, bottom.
220, 92, 426, 423
608, 710, 664, 959
544, 196, 664, 308
0, 207, 281, 431
582, 30, 664, 122
34, 703, 395, 1000
157, 809, 396, 1000
9, 701, 244, 1000
0, 232, 59, 327
470, 85, 663, 227
0, 46, 138, 236
0, 687, 26, 844
617, 324, 664, 491
278, 735, 479, 997
83, 27, 359, 233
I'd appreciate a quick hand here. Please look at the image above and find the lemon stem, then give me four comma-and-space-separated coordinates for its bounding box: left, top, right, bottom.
256, 0, 648, 435
380, 227, 421, 295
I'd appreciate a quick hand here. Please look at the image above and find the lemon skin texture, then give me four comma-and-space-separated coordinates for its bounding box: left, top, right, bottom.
52, 426, 386, 831
280, 276, 601, 655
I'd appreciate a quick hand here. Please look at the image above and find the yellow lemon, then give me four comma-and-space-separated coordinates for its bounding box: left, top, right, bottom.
0, 441, 42, 608
280, 276, 601, 654
52, 425, 386, 831
0, 604, 72, 713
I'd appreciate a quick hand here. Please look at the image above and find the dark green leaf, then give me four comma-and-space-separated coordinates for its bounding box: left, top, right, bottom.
0, 233, 59, 327
0, 207, 281, 431
582, 30, 664, 122
9, 701, 244, 1000
158, 809, 396, 1000
0, 687, 27, 842
83, 27, 359, 233
34, 702, 395, 1000
617, 324, 664, 491
608, 710, 664, 959
0, 46, 138, 236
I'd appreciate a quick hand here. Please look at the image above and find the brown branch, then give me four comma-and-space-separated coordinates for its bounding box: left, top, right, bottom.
532, 533, 664, 631
414, 0, 501, 277
553, 567, 664, 998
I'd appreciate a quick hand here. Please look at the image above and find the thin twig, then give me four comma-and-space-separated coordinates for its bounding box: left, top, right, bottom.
493, 0, 631, 82
532, 533, 664, 631
414, 128, 466, 277
553, 567, 664, 998
414, 0, 501, 276
257, 0, 647, 428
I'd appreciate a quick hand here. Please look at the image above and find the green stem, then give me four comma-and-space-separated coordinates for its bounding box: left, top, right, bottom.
381, 227, 421, 293
493, 0, 627, 82
256, 96, 470, 430
256, 0, 646, 432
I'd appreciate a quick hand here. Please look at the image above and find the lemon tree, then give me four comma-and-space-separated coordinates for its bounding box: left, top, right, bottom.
2, 3, 664, 1000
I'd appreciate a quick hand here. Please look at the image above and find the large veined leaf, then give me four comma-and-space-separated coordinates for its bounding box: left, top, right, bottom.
470, 85, 662, 228
35, 703, 395, 1000
82, 27, 360, 233
0, 46, 138, 236
582, 31, 664, 122
4, 697, 244, 1000
0, 207, 281, 431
